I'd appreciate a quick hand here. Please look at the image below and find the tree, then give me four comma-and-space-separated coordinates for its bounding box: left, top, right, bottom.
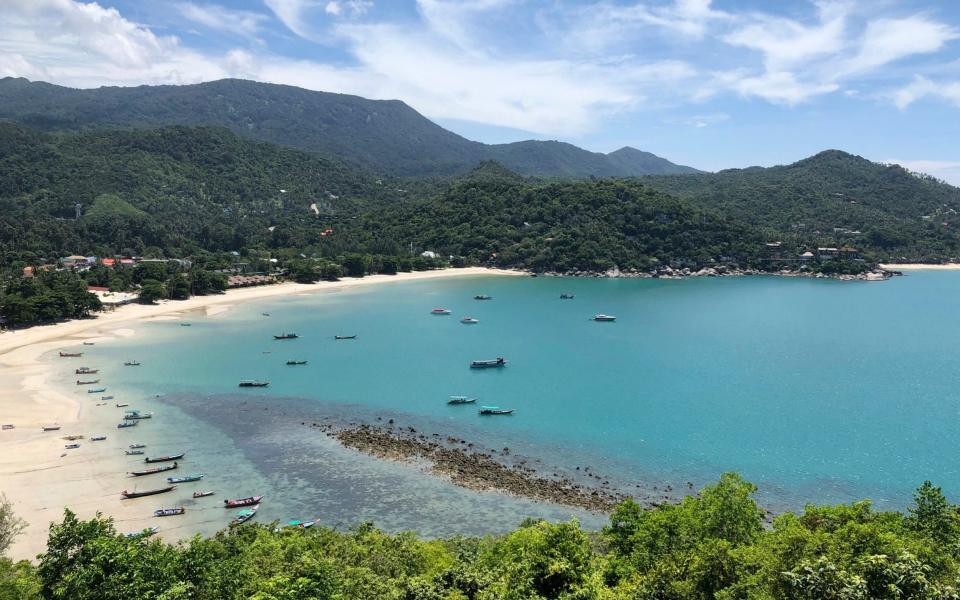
908, 481, 960, 546
0, 495, 25, 556
341, 254, 369, 278
138, 279, 165, 304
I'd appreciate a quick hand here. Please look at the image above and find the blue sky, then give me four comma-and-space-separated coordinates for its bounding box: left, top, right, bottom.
2, 1, 960, 182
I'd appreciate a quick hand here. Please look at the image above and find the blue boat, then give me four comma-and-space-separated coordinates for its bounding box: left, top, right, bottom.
479, 406, 514, 415
117, 421, 138, 428
88, 388, 107, 393
167, 473, 204, 484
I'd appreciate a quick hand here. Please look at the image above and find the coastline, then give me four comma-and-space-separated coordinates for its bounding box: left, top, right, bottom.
879, 263, 960, 270
0, 267, 521, 561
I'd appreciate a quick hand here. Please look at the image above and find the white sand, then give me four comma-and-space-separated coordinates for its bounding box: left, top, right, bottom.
0, 268, 522, 560
880, 263, 960, 270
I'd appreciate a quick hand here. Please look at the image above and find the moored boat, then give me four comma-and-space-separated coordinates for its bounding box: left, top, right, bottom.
76, 379, 100, 385
75, 367, 98, 374
88, 388, 106, 393
124, 526, 159, 539
145, 453, 185, 463
125, 450, 144, 455
91, 435, 106, 441
470, 357, 507, 369
430, 308, 451, 315
129, 462, 178, 476
239, 380, 270, 387
473, 294, 493, 300
273, 332, 299, 340
83, 341, 95, 346
560, 293, 574, 299
116, 402, 129, 407
286, 360, 308, 365
1, 424, 13, 430
193, 490, 215, 498
180, 323, 192, 327
59, 352, 82, 357
592, 314, 616, 322
479, 406, 515, 415
154, 507, 185, 517
117, 421, 138, 428
124, 361, 141, 366
121, 485, 176, 499
224, 495, 263, 508
334, 335, 357, 340
64, 443, 80, 449
448, 396, 477, 405
231, 505, 259, 525
167, 473, 204, 483
42, 425, 61, 431
102, 396, 114, 400
460, 317, 479, 324
129, 443, 146, 449
124, 410, 154, 420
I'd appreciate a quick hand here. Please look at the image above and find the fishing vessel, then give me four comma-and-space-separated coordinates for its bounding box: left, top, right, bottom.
145, 453, 185, 463
76, 379, 99, 385
560, 293, 575, 299
117, 421, 138, 428
1, 425, 13, 431
448, 396, 477, 405
83, 341, 95, 346
238, 380, 270, 387
273, 332, 299, 340
42, 425, 61, 432
167, 473, 204, 483
334, 335, 357, 340
592, 314, 616, 321
430, 308, 451, 315
75, 367, 98, 374
91, 435, 106, 442
59, 352, 82, 357
129, 443, 146, 449
125, 450, 144, 455
473, 294, 493, 300
193, 490, 215, 498
121, 485, 176, 499
102, 395, 114, 400
460, 317, 479, 324
224, 495, 263, 508
124, 410, 154, 420
129, 462, 178, 476
286, 360, 308, 365
470, 357, 507, 369
154, 507, 185, 517
124, 361, 141, 366
180, 323, 192, 327
116, 403, 129, 407
64, 443, 80, 449
479, 406, 515, 415
231, 505, 259, 525
88, 388, 106, 394
124, 526, 158, 539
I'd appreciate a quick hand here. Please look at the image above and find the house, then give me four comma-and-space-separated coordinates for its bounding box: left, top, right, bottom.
817, 247, 840, 259
799, 251, 814, 261
421, 251, 438, 259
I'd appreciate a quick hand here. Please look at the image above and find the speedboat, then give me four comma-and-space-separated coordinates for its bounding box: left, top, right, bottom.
470, 357, 507, 369
460, 317, 479, 324
431, 308, 451, 315
592, 314, 616, 322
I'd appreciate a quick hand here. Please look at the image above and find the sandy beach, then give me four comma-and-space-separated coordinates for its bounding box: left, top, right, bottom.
0, 268, 521, 560
880, 263, 960, 270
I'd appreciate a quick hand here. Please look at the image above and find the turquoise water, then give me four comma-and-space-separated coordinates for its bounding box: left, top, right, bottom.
67, 271, 960, 532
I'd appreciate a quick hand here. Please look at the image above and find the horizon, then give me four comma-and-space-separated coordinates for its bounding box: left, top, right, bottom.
2, 0, 960, 184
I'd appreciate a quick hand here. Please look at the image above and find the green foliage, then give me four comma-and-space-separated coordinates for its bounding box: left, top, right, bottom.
0, 495, 25, 557
0, 271, 101, 327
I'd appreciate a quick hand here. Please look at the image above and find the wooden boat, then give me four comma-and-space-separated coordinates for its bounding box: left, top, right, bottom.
129, 443, 146, 449
167, 473, 204, 483
224, 495, 263, 508
123, 411, 153, 420
479, 406, 514, 415
102, 395, 114, 400
193, 490, 215, 498
239, 380, 269, 387
83, 341, 95, 346
76, 379, 100, 385
64, 443, 80, 449
460, 317, 479, 324
145, 453, 184, 463
262, 312, 270, 316
65, 434, 82, 441
91, 435, 106, 441
154, 507, 185, 517
470, 357, 507, 369
75, 367, 98, 374
334, 335, 357, 340
448, 396, 477, 405
125, 450, 144, 455
430, 308, 451, 315
286, 360, 308, 365
560, 293, 574, 299
592, 314, 616, 322
88, 388, 107, 394
273, 332, 299, 340
231, 505, 259, 525
121, 485, 175, 499
1, 424, 13, 431
180, 323, 192, 327
473, 294, 493, 300
42, 425, 61, 431
124, 526, 158, 539
129, 462, 178, 476
124, 361, 141, 366
117, 421, 138, 428
116, 403, 129, 407
59, 352, 82, 357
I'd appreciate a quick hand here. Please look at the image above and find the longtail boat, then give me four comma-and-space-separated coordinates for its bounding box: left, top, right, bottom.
88, 388, 106, 394
193, 490, 215, 498
286, 360, 308, 365
129, 462, 178, 476
42, 425, 61, 431
167, 473, 204, 483
124, 526, 158, 539
76, 379, 100, 385
102, 396, 114, 400
121, 485, 175, 499
116, 403, 129, 407
125, 450, 144, 455
473, 294, 493, 300
224, 495, 263, 508
154, 507, 185, 517
129, 443, 146, 449
231, 505, 259, 525
470, 357, 507, 369
238, 380, 269, 387
273, 332, 298, 340
334, 335, 357, 340
124, 361, 141, 366
145, 453, 184, 463
117, 421, 138, 428
560, 293, 574, 299
83, 341, 95, 346
59, 352, 82, 357
123, 411, 153, 420
91, 435, 106, 442
448, 396, 477, 405
479, 406, 515, 415
75, 367, 98, 374
64, 443, 80, 449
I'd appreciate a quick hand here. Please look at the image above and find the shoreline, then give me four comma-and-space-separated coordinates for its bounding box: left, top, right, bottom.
879, 263, 960, 270
0, 267, 521, 561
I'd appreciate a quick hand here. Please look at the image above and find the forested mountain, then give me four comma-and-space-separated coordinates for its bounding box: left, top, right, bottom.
0, 77, 699, 178
641, 150, 960, 262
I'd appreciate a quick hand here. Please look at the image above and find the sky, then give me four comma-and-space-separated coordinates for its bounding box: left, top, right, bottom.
2, 0, 960, 183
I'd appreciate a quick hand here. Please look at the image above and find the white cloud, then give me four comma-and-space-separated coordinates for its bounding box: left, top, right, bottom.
885, 159, 960, 186
892, 76, 960, 109
264, 0, 318, 38
732, 71, 839, 105
177, 2, 268, 38
844, 16, 958, 75
325, 1, 372, 18
324, 1, 341, 16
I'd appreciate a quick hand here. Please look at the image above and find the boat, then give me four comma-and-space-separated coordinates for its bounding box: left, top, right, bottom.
479, 406, 515, 415
167, 473, 204, 483
91, 435, 106, 441
42, 426, 61, 432
560, 293, 574, 299
76, 379, 100, 385
154, 507, 185, 517
88, 388, 106, 394
224, 495, 263, 508
116, 403, 129, 407
273, 332, 299, 340
102, 396, 114, 400
592, 314, 616, 322
193, 490, 215, 498
334, 335, 357, 340
125, 450, 144, 455
180, 323, 192, 327
1, 424, 13, 430
124, 411, 154, 420
124, 526, 158, 539
286, 360, 308, 365
117, 421, 138, 428
129, 462, 178, 476
470, 357, 507, 369
59, 352, 82, 357
145, 453, 185, 463
64, 443, 80, 449
121, 485, 176, 499
262, 312, 270, 316
448, 396, 477, 405
238, 380, 269, 387
75, 367, 98, 374
231, 505, 259, 525
83, 341, 95, 346
124, 361, 141, 366
129, 443, 146, 449
460, 317, 479, 324
430, 308, 451, 315
473, 294, 493, 300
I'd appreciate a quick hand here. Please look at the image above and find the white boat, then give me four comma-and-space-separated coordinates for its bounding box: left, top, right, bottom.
592, 314, 616, 322
448, 396, 477, 405
431, 308, 451, 315
460, 316, 479, 324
